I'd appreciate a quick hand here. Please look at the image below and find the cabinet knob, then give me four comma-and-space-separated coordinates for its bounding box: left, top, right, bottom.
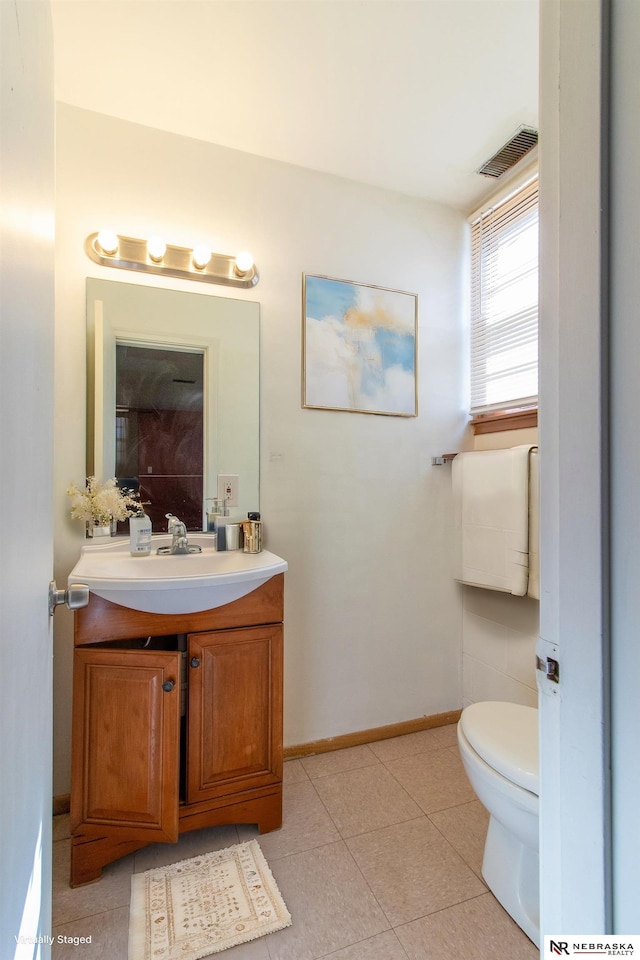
162, 679, 175, 692
190, 657, 201, 669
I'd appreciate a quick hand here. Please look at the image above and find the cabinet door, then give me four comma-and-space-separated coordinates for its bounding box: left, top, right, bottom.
71, 648, 180, 843
187, 625, 283, 804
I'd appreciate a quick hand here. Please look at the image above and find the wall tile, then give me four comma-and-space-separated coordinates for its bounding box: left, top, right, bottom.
463, 612, 507, 671
463, 585, 539, 635
467, 659, 538, 707
505, 628, 538, 689
462, 581, 539, 705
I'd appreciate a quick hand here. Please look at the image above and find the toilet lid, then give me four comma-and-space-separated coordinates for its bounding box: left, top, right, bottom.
460, 701, 539, 794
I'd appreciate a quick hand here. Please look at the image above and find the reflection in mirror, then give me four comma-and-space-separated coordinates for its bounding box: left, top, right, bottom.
116, 344, 204, 530
87, 279, 260, 532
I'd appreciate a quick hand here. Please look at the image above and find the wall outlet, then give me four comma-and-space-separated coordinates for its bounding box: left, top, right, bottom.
217, 474, 239, 507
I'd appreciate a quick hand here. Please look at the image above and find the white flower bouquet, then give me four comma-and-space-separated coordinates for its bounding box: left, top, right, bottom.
67, 476, 140, 526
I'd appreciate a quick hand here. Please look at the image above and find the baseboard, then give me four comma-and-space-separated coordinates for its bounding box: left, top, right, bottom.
283, 709, 462, 760
53, 793, 70, 817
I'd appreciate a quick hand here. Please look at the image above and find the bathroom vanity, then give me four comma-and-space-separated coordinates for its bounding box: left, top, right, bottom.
69, 572, 284, 887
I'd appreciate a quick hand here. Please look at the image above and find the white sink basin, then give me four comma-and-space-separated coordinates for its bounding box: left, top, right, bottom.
68, 534, 288, 614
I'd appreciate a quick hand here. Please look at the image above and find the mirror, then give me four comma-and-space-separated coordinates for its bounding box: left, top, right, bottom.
87, 278, 260, 531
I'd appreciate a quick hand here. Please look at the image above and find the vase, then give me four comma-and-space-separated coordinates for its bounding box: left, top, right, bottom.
87, 521, 112, 538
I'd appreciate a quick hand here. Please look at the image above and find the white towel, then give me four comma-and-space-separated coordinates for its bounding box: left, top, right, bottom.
453, 445, 538, 596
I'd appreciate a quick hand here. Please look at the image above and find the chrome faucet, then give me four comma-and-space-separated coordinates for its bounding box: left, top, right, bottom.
157, 514, 202, 555
169, 515, 189, 554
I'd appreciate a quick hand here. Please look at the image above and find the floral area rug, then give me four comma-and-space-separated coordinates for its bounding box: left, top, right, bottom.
128, 839, 292, 959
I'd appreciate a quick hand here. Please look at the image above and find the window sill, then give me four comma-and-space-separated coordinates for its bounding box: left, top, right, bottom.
471, 408, 538, 435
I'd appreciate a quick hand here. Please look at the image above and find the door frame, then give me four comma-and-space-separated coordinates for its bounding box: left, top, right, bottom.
538, 0, 612, 935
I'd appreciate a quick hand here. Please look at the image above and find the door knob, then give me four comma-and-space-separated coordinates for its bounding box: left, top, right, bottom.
190, 657, 201, 668
162, 679, 175, 692
48, 581, 89, 617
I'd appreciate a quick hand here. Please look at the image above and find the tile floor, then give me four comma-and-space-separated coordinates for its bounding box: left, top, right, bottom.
52, 724, 538, 959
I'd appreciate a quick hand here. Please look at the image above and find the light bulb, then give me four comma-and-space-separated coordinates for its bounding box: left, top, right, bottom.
192, 245, 211, 270
147, 236, 166, 263
234, 251, 254, 275
97, 229, 119, 256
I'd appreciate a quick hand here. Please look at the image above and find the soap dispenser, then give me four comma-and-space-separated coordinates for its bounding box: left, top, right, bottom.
129, 509, 152, 556
206, 498, 224, 532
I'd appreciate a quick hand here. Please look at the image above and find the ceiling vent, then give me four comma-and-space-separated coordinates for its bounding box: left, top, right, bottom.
477, 126, 538, 178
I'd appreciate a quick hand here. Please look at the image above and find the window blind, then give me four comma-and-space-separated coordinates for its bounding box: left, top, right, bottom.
470, 177, 538, 416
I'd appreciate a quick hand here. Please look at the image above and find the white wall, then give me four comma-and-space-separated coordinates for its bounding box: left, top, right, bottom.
53, 106, 468, 795
461, 427, 539, 708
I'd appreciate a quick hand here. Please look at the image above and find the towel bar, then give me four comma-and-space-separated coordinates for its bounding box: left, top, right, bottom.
432, 453, 458, 465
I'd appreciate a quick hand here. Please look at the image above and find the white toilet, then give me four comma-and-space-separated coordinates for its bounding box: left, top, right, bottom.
457, 700, 539, 946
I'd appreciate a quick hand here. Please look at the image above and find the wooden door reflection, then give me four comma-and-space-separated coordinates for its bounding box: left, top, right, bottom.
116, 344, 204, 531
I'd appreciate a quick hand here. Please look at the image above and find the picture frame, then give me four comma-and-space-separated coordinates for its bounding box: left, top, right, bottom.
302, 274, 418, 417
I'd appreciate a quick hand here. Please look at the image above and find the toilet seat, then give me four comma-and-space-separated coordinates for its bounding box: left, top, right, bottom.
459, 701, 538, 795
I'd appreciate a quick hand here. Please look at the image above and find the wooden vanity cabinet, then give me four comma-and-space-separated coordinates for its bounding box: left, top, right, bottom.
69, 574, 284, 887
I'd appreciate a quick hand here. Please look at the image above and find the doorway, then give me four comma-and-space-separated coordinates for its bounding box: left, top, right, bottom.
115, 343, 204, 531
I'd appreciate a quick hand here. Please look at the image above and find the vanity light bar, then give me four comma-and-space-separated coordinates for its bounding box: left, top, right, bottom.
85, 232, 259, 288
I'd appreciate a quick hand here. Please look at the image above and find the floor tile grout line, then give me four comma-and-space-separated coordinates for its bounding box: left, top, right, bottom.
297, 730, 460, 783
425, 801, 490, 881
336, 833, 397, 940
52, 902, 130, 929
425, 795, 486, 816
417, 808, 490, 889
302, 772, 432, 875
339, 811, 433, 845
392, 888, 496, 935
304, 773, 434, 849
406, 808, 489, 883
291, 776, 416, 947
312, 928, 412, 960
300, 754, 383, 781
378, 747, 478, 825
298, 741, 380, 769
304, 773, 360, 841
378, 746, 444, 810
319, 753, 489, 935
353, 757, 427, 822
256, 835, 347, 868
374, 743, 461, 768
53, 898, 132, 929
261, 831, 397, 960
341, 814, 491, 934
52, 847, 132, 925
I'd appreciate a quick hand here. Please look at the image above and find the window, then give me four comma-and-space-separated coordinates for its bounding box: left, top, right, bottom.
470, 176, 538, 422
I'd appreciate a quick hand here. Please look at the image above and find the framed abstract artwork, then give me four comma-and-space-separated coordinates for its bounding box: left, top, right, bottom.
302, 274, 418, 416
